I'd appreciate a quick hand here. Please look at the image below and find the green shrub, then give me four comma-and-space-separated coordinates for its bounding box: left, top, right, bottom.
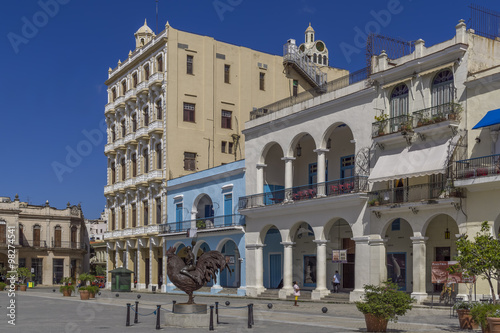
355, 280, 415, 322
0, 282, 7, 290
59, 284, 75, 293
471, 303, 500, 328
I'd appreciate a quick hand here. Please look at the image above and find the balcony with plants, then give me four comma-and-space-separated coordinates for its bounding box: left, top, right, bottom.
453, 153, 500, 190
160, 214, 245, 234
413, 102, 462, 130
372, 114, 413, 139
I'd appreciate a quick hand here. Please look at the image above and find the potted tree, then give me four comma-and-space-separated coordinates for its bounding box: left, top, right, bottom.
454, 301, 479, 329
355, 281, 414, 332
471, 303, 500, 333
16, 267, 34, 291
60, 277, 75, 297
0, 282, 6, 291
374, 113, 389, 136
78, 273, 96, 300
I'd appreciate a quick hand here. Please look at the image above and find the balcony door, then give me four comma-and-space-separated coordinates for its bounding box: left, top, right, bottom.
54, 226, 62, 248
0, 220, 6, 245
340, 155, 354, 179
224, 194, 232, 226
33, 225, 41, 247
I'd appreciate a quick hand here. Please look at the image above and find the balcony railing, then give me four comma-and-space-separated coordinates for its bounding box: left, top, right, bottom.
160, 214, 245, 234
454, 153, 500, 180
19, 239, 86, 250
114, 96, 125, 107
136, 81, 148, 93
372, 114, 413, 138
283, 43, 327, 89
148, 120, 163, 133
147, 170, 163, 181
239, 176, 368, 209
125, 88, 136, 101
250, 68, 367, 120
136, 126, 148, 138
413, 103, 461, 128
148, 72, 164, 86
367, 181, 464, 205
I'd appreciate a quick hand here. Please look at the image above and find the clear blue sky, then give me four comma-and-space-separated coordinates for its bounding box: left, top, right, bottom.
0, 0, 495, 219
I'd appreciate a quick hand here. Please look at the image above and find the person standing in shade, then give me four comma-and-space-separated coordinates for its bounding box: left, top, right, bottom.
333, 271, 341, 293
293, 281, 300, 306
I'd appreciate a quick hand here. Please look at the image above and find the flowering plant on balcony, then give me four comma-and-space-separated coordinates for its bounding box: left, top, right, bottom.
374, 113, 389, 135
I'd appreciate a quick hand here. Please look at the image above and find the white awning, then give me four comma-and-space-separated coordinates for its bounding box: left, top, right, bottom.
368, 136, 460, 182
418, 62, 456, 77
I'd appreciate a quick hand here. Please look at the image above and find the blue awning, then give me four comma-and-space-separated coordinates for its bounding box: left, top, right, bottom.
472, 109, 500, 129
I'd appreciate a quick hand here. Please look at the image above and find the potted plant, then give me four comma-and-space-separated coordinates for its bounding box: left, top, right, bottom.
0, 282, 6, 291
196, 219, 206, 229
78, 286, 90, 300
355, 281, 414, 332
454, 301, 479, 330
374, 113, 389, 136
87, 285, 99, 299
487, 309, 500, 333
16, 267, 34, 291
449, 102, 463, 121
368, 198, 377, 207
471, 303, 500, 333
60, 277, 75, 297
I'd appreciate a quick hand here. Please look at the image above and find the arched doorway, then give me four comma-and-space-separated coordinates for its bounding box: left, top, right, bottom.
290, 222, 316, 289
195, 195, 214, 227
219, 239, 240, 288
262, 226, 283, 289
326, 219, 354, 291
384, 218, 413, 291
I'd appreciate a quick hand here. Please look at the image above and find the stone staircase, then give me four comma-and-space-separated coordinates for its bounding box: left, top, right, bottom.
322, 292, 350, 303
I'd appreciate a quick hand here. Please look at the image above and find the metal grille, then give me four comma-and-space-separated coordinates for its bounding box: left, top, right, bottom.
366, 34, 415, 75
470, 4, 500, 40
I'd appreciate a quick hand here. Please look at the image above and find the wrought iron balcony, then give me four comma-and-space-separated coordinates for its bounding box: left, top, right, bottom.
372, 114, 413, 138
160, 214, 245, 234
239, 176, 368, 209
413, 103, 461, 128
367, 181, 464, 206
454, 153, 500, 180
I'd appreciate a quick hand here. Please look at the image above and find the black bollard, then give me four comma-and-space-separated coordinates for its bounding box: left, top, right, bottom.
250, 303, 254, 326
155, 305, 161, 330
134, 301, 139, 324
172, 300, 176, 313
247, 304, 252, 329
215, 301, 219, 324
126, 303, 131, 327
209, 305, 214, 331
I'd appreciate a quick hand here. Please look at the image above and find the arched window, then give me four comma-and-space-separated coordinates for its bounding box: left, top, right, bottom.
54, 225, 62, 248
318, 55, 322, 64
121, 119, 126, 137
143, 107, 149, 127
111, 162, 116, 184
313, 54, 317, 63
111, 88, 116, 102
121, 80, 127, 95
390, 84, 409, 118
432, 69, 454, 108
144, 64, 150, 80
111, 125, 116, 142
131, 114, 137, 132
132, 154, 137, 177
0, 219, 6, 245
33, 224, 41, 247
132, 73, 138, 88
19, 224, 25, 246
120, 157, 126, 181
156, 100, 162, 120
143, 149, 149, 173
323, 56, 327, 66
156, 55, 163, 72
156, 143, 162, 169
70, 226, 78, 249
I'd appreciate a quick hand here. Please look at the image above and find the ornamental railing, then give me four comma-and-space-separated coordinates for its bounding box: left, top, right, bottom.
238, 176, 368, 209
454, 153, 500, 180
160, 214, 245, 233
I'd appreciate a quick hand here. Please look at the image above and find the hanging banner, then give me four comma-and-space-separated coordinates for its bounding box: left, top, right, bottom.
332, 249, 347, 263
431, 261, 475, 283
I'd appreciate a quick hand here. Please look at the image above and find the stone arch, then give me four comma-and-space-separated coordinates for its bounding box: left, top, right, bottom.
287, 132, 317, 157
259, 141, 284, 164
217, 238, 241, 288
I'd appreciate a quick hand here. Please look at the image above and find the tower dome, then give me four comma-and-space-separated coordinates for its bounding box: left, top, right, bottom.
134, 19, 155, 49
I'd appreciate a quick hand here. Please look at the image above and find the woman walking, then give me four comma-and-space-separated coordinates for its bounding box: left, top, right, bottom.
293, 281, 300, 306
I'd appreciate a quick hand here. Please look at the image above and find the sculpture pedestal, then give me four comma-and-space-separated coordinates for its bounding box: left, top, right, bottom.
165, 304, 215, 328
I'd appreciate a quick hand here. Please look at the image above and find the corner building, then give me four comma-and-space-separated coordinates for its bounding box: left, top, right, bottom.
103, 21, 345, 291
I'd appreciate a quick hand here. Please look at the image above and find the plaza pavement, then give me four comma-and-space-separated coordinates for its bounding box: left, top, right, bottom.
0, 287, 467, 332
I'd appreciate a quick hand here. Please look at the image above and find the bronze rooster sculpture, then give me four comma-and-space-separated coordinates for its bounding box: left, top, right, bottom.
166, 246, 229, 304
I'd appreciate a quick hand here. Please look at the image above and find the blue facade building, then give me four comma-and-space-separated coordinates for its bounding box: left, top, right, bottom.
161, 160, 246, 296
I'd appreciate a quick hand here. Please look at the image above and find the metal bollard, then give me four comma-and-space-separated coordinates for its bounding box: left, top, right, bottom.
250, 303, 254, 326
172, 300, 176, 313
126, 303, 131, 327
156, 305, 161, 330
215, 301, 219, 324
134, 301, 139, 324
209, 305, 214, 331
247, 304, 252, 328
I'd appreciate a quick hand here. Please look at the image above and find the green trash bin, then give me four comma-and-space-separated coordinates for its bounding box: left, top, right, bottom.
109, 267, 134, 292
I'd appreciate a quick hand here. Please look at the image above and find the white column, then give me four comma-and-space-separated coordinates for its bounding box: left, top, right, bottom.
281, 157, 295, 201
369, 238, 387, 285
350, 236, 370, 302
279, 241, 295, 298
255, 164, 266, 207
410, 236, 428, 303
161, 242, 167, 292
245, 244, 266, 297
312, 240, 330, 300
314, 149, 328, 196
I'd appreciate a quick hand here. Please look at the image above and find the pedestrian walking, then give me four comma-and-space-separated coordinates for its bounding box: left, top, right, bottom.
293, 281, 300, 306
333, 271, 341, 293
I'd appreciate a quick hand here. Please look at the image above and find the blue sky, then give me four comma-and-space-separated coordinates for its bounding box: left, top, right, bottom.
0, 0, 496, 219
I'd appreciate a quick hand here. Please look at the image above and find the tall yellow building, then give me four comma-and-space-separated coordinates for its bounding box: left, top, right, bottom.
103, 21, 346, 290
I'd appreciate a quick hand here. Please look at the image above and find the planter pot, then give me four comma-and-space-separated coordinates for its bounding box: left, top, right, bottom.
89, 292, 96, 299
79, 290, 90, 300
482, 322, 491, 333
364, 313, 388, 332
62, 289, 72, 297
0, 286, 5, 291
487, 317, 500, 333
457, 309, 479, 329
19, 285, 27, 291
